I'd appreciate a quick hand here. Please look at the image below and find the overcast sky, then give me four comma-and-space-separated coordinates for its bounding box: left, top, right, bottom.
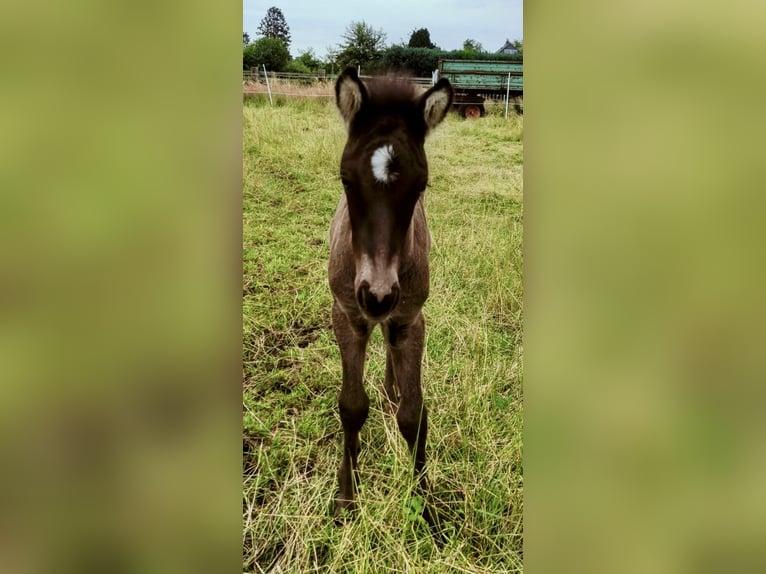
243, 0, 523, 60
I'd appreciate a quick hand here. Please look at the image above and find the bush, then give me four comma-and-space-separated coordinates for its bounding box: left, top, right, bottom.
295, 49, 325, 73
284, 60, 310, 74
243, 37, 290, 71
380, 46, 440, 76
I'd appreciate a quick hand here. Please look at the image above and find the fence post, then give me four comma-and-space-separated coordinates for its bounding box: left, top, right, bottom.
504, 72, 511, 118
263, 64, 273, 106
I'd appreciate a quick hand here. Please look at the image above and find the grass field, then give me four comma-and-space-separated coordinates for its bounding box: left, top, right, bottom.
243, 93, 523, 573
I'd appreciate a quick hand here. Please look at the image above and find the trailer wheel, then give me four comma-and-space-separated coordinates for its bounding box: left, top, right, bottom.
463, 104, 482, 119
454, 94, 486, 118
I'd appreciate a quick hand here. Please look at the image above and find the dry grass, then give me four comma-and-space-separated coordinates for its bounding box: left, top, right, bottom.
244, 78, 335, 98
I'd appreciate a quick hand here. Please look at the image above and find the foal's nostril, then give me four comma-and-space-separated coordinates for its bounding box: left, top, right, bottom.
356, 281, 400, 318
356, 281, 369, 309
387, 283, 401, 307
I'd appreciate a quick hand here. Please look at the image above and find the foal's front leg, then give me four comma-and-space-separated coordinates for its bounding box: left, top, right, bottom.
386, 312, 441, 532
332, 302, 370, 519
382, 346, 399, 413
385, 313, 428, 487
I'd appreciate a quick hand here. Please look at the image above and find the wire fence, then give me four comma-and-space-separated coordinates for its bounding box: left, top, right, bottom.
243, 68, 523, 114
242, 69, 434, 90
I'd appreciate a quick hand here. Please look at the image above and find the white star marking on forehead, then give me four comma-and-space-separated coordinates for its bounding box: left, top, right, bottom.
370, 144, 397, 184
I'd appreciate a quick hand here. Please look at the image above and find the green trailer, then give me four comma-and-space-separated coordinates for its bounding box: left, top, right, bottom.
437, 59, 523, 118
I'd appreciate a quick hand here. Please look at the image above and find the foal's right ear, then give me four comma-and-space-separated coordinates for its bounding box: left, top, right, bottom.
335, 67, 367, 130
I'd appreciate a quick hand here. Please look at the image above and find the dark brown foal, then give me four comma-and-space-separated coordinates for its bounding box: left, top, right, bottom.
328, 68, 452, 526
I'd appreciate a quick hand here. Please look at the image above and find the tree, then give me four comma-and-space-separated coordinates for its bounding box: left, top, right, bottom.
335, 21, 387, 71
257, 7, 291, 49
462, 38, 484, 53
243, 37, 290, 71
408, 28, 436, 49
243, 32, 250, 47
512, 39, 523, 54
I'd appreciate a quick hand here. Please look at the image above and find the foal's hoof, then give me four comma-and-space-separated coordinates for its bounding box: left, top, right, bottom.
422, 503, 448, 547
333, 498, 356, 525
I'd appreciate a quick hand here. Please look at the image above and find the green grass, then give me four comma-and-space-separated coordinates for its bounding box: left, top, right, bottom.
243, 95, 523, 573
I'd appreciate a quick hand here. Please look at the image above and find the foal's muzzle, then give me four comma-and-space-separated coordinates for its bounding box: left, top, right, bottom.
356, 280, 400, 319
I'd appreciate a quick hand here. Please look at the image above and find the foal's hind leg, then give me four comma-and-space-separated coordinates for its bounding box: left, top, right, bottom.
332, 302, 370, 520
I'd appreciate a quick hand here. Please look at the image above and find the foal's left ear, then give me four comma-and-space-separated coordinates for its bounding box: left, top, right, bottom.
419, 78, 453, 133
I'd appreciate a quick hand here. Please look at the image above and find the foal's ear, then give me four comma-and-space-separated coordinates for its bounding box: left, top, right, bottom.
419, 78, 453, 133
335, 67, 367, 129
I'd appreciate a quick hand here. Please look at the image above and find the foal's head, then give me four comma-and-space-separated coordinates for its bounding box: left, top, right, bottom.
334, 68, 452, 320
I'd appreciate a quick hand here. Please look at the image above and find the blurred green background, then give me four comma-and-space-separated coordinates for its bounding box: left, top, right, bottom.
0, 1, 241, 572
2, 0, 765, 572
526, 1, 766, 572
